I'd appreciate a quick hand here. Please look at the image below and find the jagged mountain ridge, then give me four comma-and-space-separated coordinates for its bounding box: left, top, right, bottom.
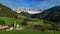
13, 7, 42, 14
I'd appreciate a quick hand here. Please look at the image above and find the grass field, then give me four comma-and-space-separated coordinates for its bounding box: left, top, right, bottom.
0, 17, 23, 25
0, 17, 45, 26
0, 28, 59, 34
0, 17, 60, 34
0, 29, 60, 34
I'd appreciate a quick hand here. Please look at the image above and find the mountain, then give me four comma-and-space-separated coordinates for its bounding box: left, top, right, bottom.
37, 6, 60, 22
0, 3, 17, 17
13, 7, 42, 18
19, 12, 40, 18
13, 7, 42, 14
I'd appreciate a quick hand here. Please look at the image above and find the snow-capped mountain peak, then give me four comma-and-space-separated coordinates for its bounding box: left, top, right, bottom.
13, 7, 42, 14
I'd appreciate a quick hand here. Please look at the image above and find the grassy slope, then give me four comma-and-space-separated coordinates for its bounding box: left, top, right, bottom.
0, 17, 23, 25
0, 29, 60, 34
0, 16, 59, 34
0, 17, 59, 34
0, 16, 46, 26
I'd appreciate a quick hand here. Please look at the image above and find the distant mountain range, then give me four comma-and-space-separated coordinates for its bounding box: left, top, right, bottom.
13, 7, 42, 18
13, 7, 42, 14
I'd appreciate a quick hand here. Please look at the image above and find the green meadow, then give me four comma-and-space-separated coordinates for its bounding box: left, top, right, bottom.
0, 29, 60, 34
0, 17, 60, 34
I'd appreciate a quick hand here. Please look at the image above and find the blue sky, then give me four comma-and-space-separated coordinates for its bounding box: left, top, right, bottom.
0, 0, 60, 10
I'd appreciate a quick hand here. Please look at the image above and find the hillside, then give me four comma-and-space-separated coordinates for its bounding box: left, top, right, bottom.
37, 6, 60, 22
0, 3, 17, 17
